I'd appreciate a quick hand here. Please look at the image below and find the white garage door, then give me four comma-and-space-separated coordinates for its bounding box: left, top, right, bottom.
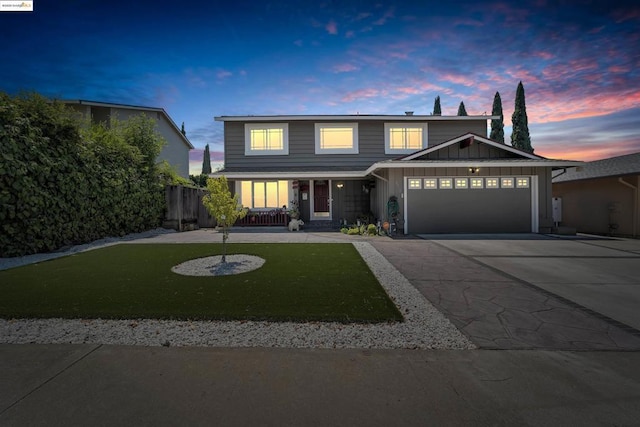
405, 176, 536, 233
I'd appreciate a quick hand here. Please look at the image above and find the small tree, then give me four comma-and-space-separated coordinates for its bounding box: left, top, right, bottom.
202, 143, 212, 174
490, 91, 505, 143
202, 176, 247, 263
181, 121, 186, 136
433, 96, 442, 115
511, 81, 533, 153
457, 101, 468, 116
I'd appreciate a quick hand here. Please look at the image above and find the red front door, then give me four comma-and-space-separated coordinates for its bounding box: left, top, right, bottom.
313, 180, 330, 217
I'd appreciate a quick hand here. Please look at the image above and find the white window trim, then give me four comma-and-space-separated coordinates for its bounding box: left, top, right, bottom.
314, 123, 358, 154
244, 123, 289, 156
384, 122, 428, 154
237, 180, 290, 210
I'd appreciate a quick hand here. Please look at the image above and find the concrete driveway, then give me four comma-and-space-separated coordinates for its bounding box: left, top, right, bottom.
421, 234, 640, 332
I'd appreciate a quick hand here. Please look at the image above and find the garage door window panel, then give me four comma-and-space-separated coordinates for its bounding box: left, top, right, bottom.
424, 178, 437, 189
408, 179, 422, 189
439, 178, 453, 189
455, 178, 468, 189
486, 178, 499, 188
501, 178, 514, 188
470, 178, 484, 189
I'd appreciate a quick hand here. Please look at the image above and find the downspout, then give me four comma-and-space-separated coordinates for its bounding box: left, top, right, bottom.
552, 168, 567, 180
618, 177, 638, 237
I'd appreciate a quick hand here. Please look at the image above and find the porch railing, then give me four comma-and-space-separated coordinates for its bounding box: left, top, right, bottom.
235, 209, 289, 226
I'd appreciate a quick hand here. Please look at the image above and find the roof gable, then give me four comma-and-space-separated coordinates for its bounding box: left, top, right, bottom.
400, 133, 543, 161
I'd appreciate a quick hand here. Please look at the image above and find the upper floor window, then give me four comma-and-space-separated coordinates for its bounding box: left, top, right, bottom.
384, 123, 427, 154
315, 123, 358, 154
245, 123, 289, 156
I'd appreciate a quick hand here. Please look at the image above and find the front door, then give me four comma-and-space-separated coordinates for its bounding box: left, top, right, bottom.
312, 180, 331, 220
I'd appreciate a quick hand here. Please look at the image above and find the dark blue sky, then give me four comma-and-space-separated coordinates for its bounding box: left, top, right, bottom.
2, 0, 639, 173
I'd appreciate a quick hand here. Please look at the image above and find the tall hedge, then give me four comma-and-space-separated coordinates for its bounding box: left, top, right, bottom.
0, 92, 166, 257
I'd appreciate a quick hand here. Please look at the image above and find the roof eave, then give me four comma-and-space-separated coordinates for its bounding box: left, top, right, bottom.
367, 160, 584, 174
214, 115, 498, 122
210, 170, 368, 179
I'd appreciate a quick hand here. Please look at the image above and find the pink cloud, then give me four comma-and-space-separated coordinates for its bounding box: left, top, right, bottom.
341, 87, 381, 102
326, 20, 338, 35
612, 7, 640, 23
440, 73, 476, 87
532, 51, 554, 60
537, 141, 640, 162
332, 63, 359, 73
608, 65, 631, 73
373, 7, 395, 26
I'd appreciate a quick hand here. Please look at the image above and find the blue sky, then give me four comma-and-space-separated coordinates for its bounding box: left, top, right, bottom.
1, 0, 639, 174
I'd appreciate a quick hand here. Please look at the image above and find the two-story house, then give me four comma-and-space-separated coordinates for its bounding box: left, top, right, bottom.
214, 113, 580, 234
63, 100, 194, 177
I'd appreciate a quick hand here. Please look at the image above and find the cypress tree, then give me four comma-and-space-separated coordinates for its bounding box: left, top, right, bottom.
433, 96, 441, 115
181, 121, 186, 136
202, 144, 212, 174
457, 101, 467, 116
511, 81, 533, 153
490, 91, 505, 143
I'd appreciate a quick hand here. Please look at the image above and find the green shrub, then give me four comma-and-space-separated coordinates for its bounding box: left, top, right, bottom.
0, 92, 166, 257
367, 224, 377, 235
347, 227, 361, 235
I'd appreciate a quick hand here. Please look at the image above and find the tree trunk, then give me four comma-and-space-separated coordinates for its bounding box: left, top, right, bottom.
221, 228, 228, 263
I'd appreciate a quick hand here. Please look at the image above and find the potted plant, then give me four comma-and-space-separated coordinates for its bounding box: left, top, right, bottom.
288, 199, 300, 219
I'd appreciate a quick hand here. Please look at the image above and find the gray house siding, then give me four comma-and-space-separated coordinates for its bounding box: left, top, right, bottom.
428, 121, 487, 146
422, 141, 518, 160
224, 119, 490, 171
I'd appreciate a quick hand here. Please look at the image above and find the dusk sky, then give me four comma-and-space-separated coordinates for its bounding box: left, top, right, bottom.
2, 1, 639, 175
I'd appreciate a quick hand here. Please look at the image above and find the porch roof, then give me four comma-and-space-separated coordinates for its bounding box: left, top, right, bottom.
213, 157, 583, 180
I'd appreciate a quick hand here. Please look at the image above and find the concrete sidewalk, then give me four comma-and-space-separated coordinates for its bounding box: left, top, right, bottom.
2, 344, 640, 426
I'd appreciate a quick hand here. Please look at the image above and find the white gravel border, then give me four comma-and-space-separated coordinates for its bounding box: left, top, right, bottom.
0, 242, 475, 350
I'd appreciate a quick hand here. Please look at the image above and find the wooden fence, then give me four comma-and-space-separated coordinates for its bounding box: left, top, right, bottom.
163, 185, 216, 231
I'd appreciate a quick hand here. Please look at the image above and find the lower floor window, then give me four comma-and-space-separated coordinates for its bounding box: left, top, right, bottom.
240, 180, 289, 209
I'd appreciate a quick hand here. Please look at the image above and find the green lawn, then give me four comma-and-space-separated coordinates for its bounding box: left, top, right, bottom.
0, 243, 403, 323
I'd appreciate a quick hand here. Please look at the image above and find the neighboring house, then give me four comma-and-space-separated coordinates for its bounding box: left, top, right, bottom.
62, 100, 193, 177
213, 113, 580, 234
552, 152, 640, 237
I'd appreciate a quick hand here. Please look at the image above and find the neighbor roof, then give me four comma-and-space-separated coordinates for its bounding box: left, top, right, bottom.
553, 152, 640, 183
61, 99, 194, 149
